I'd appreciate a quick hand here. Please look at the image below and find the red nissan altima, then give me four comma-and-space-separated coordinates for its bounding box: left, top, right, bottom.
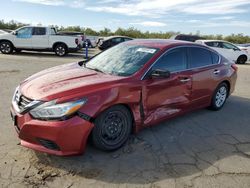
10, 39, 237, 156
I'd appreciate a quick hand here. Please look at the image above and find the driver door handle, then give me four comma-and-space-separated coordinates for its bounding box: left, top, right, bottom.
180, 78, 191, 83
213, 70, 221, 74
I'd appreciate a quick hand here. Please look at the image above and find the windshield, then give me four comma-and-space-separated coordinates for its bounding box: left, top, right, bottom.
85, 44, 159, 76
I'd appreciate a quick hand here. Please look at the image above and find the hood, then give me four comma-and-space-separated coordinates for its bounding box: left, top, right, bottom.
20, 62, 124, 101
0, 33, 12, 38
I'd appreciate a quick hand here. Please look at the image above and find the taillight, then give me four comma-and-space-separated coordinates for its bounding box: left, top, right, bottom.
81, 35, 85, 41
231, 64, 238, 72
75, 38, 79, 45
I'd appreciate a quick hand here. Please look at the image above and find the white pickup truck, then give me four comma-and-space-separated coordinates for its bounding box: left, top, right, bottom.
0, 26, 82, 56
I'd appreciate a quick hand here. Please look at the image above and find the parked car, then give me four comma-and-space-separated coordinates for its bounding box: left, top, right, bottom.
196, 40, 249, 64
170, 34, 204, 42
98, 36, 133, 50
11, 39, 237, 156
0, 26, 82, 56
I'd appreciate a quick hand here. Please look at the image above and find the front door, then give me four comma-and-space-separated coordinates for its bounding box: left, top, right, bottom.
14, 27, 33, 48
142, 47, 192, 126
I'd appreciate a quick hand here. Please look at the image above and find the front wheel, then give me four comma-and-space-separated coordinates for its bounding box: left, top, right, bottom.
0, 41, 13, 54
209, 83, 228, 111
54, 44, 67, 57
92, 105, 132, 151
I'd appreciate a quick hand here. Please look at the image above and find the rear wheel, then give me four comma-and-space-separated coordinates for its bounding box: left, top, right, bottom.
54, 44, 67, 57
236, 55, 247, 64
92, 105, 132, 151
209, 83, 228, 111
0, 41, 13, 54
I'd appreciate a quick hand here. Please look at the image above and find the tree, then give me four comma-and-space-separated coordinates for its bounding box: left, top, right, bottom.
0, 20, 250, 44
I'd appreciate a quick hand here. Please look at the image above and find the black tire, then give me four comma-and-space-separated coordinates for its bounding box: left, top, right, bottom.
54, 44, 67, 57
236, 55, 247, 64
209, 83, 229, 111
92, 105, 132, 151
0, 41, 13, 54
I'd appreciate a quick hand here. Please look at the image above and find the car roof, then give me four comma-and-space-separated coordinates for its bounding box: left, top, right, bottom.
196, 39, 228, 43
125, 39, 205, 50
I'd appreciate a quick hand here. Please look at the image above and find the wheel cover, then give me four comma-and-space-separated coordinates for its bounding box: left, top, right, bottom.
100, 111, 127, 146
0, 43, 11, 53
56, 46, 65, 56
215, 86, 227, 108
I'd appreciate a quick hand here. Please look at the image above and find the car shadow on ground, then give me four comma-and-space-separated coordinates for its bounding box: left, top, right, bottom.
33, 95, 250, 184
11, 49, 99, 59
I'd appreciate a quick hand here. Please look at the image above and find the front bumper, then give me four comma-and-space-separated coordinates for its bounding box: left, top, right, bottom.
10, 106, 94, 156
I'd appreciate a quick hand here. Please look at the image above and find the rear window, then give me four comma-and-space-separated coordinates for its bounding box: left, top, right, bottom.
188, 47, 213, 68
32, 27, 46, 35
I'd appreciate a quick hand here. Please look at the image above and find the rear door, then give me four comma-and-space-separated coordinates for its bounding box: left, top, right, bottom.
187, 47, 222, 108
142, 47, 192, 126
31, 27, 49, 49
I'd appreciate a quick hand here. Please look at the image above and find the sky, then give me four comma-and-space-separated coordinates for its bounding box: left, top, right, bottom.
1, 0, 250, 35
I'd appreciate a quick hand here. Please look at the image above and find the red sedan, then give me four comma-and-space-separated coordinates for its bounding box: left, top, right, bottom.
10, 39, 237, 156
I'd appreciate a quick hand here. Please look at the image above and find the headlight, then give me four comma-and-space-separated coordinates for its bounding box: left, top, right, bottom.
30, 99, 87, 120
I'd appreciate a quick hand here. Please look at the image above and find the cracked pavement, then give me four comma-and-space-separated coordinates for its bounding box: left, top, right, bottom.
1, 50, 250, 188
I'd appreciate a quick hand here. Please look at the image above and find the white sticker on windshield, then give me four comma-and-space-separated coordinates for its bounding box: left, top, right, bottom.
136, 48, 156, 54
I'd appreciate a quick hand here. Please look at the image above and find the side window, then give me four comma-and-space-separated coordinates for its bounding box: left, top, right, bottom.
205, 42, 221, 48
188, 47, 213, 68
32, 27, 46, 35
153, 47, 187, 72
16, 27, 32, 38
112, 38, 123, 44
222, 42, 239, 51
124, 38, 132, 42
211, 52, 220, 64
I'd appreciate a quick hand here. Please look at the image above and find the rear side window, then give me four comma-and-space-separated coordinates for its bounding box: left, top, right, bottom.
124, 38, 132, 41
188, 47, 213, 68
33, 27, 46, 35
211, 52, 220, 64
205, 42, 221, 48
112, 38, 123, 43
153, 47, 187, 72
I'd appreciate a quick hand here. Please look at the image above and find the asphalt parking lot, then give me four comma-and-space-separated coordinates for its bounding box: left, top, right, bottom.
1, 50, 250, 188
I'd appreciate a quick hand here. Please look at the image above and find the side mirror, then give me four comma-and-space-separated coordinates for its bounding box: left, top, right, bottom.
150, 69, 171, 79
12, 31, 17, 35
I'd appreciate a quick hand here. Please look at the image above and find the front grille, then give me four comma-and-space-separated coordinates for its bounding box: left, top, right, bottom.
38, 139, 60, 151
13, 88, 35, 113
17, 95, 33, 111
